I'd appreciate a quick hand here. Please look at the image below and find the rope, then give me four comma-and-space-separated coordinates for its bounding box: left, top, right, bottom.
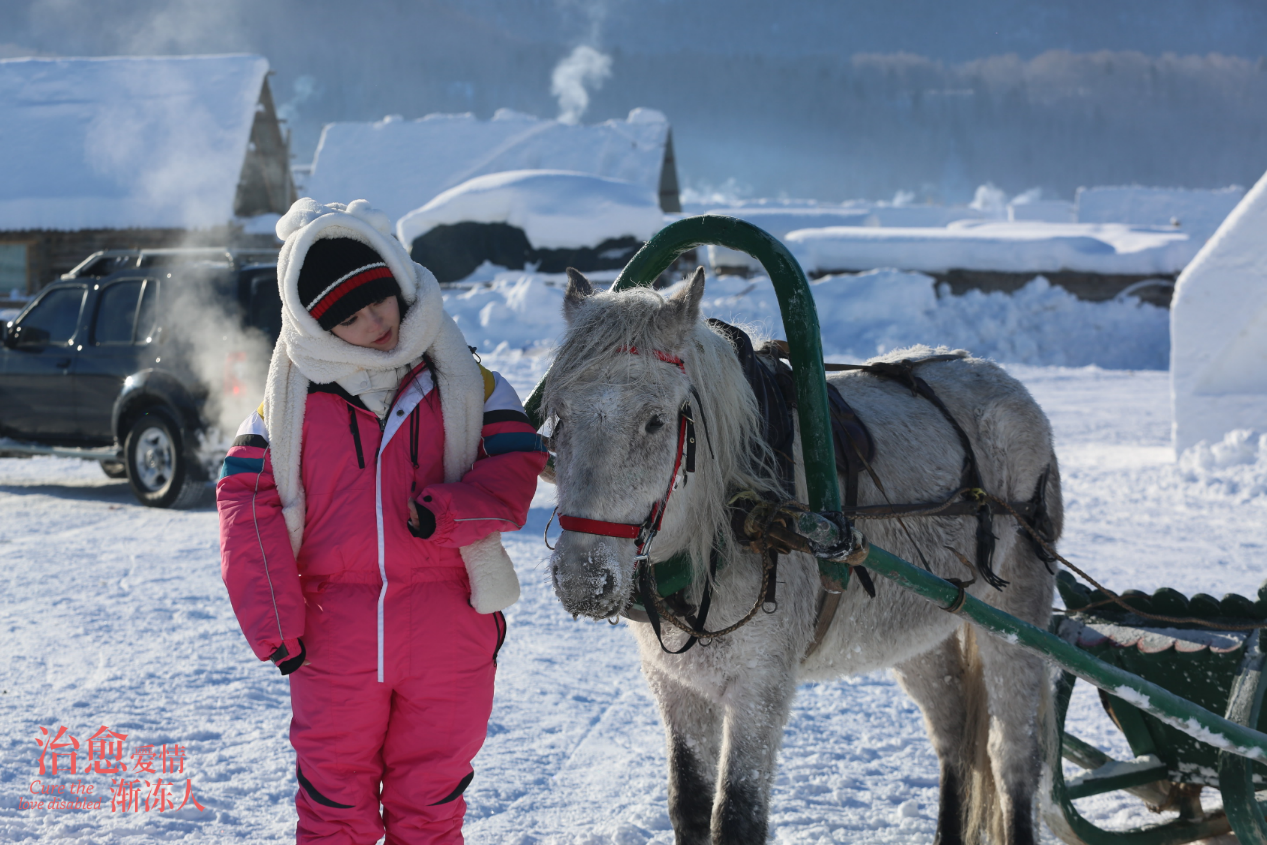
983, 493, 1267, 632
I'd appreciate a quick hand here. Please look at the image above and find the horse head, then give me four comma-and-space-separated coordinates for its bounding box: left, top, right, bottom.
545, 266, 706, 619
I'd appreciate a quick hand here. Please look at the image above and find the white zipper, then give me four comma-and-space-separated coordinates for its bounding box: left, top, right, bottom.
371, 373, 431, 683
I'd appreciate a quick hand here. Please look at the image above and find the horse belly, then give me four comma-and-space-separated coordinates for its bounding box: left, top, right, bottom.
798, 585, 961, 680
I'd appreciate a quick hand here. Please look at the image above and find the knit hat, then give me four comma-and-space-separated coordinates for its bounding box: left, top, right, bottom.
297, 237, 401, 330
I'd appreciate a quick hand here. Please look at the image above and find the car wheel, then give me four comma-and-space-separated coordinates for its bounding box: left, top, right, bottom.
99, 460, 128, 479
124, 409, 204, 508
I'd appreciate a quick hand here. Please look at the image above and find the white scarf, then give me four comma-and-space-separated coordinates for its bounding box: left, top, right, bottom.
263, 199, 519, 614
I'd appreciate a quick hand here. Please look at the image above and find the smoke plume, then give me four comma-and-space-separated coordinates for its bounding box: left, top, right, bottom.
551, 45, 612, 124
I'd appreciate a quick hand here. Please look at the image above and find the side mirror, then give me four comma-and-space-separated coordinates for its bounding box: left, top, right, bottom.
2, 323, 17, 348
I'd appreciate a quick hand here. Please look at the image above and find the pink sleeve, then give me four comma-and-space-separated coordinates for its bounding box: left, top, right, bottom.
417, 374, 547, 548
216, 440, 306, 663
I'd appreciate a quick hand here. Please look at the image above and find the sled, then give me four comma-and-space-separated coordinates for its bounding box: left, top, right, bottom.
523, 215, 1267, 844
1042, 572, 1267, 845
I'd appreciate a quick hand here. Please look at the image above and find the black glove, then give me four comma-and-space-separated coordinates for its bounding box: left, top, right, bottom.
408, 504, 436, 539
273, 640, 306, 676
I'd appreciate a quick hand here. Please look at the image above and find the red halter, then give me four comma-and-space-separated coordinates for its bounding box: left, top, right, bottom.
556, 346, 696, 560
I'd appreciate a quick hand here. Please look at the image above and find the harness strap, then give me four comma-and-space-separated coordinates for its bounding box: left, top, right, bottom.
638, 546, 720, 655
829, 356, 1006, 590
558, 515, 642, 539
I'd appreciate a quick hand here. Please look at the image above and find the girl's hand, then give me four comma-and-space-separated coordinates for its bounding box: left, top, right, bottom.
406, 498, 436, 538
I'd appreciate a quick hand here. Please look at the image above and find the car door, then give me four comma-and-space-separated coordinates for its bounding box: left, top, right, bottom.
0, 284, 87, 440
75, 277, 159, 442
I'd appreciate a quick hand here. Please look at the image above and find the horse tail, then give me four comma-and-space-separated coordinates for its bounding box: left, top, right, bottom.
959, 623, 1003, 845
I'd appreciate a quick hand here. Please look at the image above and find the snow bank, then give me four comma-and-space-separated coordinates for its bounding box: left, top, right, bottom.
1077, 186, 1245, 245
306, 108, 671, 222
444, 268, 1170, 370
1170, 169, 1267, 454
396, 171, 663, 251
699, 271, 1169, 369
443, 273, 568, 352
0, 55, 268, 230
1178, 429, 1267, 502
786, 220, 1194, 277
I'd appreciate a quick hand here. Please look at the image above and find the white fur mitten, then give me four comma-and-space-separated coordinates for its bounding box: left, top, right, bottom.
459, 532, 520, 614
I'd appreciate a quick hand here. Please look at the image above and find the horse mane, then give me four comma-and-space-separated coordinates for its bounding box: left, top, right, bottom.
544, 287, 783, 598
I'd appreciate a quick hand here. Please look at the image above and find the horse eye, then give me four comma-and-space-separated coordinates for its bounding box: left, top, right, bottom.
645, 415, 665, 434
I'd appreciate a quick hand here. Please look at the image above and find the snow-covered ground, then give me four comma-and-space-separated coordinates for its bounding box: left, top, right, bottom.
3, 279, 1264, 843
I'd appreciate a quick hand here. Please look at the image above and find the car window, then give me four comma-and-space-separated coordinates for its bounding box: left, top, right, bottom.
16, 286, 86, 347
135, 279, 160, 343
93, 281, 143, 345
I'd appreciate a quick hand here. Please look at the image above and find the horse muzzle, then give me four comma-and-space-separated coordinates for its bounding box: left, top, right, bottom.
549, 532, 636, 619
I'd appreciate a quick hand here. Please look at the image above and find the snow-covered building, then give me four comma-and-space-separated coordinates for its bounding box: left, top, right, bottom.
0, 55, 294, 298
1170, 170, 1267, 455
781, 221, 1194, 306
303, 108, 681, 223
1077, 186, 1245, 246
396, 170, 663, 282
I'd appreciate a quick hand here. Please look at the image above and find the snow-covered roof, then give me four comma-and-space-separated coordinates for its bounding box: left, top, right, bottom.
1077, 186, 1245, 244
784, 220, 1195, 277
0, 54, 269, 231
1171, 169, 1267, 454
396, 170, 663, 250
306, 108, 673, 223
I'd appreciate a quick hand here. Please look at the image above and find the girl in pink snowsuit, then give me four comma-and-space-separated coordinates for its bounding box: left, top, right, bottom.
217, 199, 545, 844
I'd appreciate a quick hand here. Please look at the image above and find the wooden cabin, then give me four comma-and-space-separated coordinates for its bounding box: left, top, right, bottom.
0, 54, 295, 307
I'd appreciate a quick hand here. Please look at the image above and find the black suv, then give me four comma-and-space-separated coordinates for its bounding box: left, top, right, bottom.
0, 248, 281, 507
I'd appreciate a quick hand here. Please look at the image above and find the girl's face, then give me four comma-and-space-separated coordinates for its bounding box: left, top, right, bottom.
330, 296, 400, 350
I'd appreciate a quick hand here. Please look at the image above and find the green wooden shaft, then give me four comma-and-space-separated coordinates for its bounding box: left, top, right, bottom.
864, 544, 1267, 763
610, 215, 839, 516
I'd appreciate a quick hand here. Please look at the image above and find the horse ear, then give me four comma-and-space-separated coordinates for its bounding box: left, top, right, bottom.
563, 267, 594, 322
664, 266, 706, 342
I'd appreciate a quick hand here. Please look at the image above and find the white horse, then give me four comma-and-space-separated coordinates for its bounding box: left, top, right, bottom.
544, 268, 1061, 845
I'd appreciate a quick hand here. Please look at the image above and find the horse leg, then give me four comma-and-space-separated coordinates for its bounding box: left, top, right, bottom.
893, 630, 973, 845
646, 667, 723, 845
712, 677, 795, 845
973, 544, 1055, 845
974, 626, 1048, 845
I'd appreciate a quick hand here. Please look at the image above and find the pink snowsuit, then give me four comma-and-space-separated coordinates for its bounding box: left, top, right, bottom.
218, 361, 545, 844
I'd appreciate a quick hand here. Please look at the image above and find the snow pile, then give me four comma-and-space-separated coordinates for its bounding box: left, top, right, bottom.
691, 271, 1168, 369
1077, 186, 1245, 244
443, 268, 1170, 370
1177, 429, 1267, 502
442, 273, 569, 353
786, 220, 1194, 276
306, 108, 672, 222
1170, 168, 1267, 454
396, 171, 663, 251
0, 55, 268, 230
